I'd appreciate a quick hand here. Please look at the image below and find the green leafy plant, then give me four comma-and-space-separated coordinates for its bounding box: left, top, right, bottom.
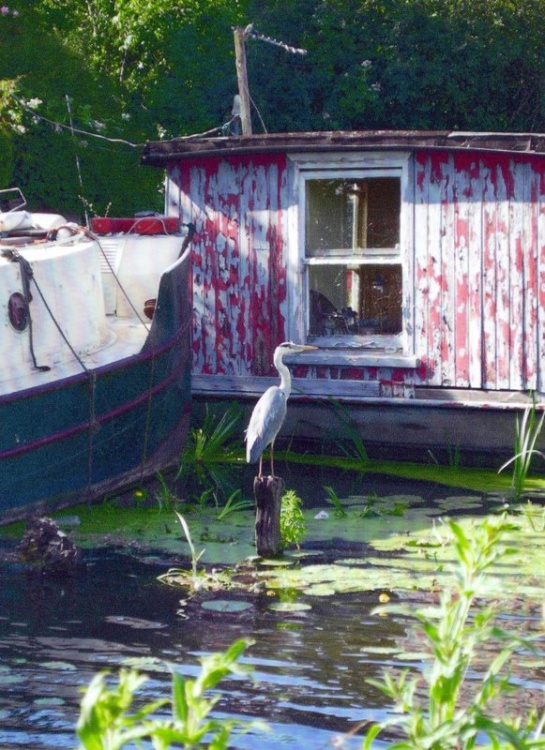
217, 489, 253, 520
280, 489, 306, 548
361, 515, 545, 749
178, 404, 245, 506
499, 400, 545, 501
178, 403, 244, 477
324, 485, 348, 518
520, 500, 545, 532
173, 511, 205, 589
326, 399, 369, 464
158, 511, 248, 593
154, 472, 178, 512
76, 639, 266, 750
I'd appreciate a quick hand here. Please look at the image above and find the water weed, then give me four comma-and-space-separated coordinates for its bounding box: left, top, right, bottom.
155, 472, 178, 512
173, 511, 205, 588
216, 489, 253, 520
499, 400, 545, 501
324, 485, 348, 518
280, 489, 306, 548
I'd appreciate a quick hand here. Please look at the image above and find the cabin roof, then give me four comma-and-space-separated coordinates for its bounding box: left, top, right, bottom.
141, 130, 545, 167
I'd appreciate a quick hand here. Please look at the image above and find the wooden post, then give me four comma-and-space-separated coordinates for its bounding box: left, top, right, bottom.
254, 476, 284, 557
233, 26, 252, 135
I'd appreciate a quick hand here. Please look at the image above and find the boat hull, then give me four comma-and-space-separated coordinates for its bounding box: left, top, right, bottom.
0, 251, 191, 524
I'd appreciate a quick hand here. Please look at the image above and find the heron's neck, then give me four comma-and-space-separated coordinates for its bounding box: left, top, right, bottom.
275, 353, 292, 397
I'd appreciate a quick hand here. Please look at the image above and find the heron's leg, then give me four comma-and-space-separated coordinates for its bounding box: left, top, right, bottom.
258, 454, 263, 478
270, 441, 275, 478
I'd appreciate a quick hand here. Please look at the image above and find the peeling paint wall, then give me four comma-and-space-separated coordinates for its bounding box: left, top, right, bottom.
168, 154, 289, 377
414, 150, 545, 392
166, 147, 545, 394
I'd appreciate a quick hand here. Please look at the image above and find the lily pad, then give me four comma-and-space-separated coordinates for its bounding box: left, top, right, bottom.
39, 661, 77, 671
268, 601, 312, 612
122, 657, 168, 672
105, 616, 168, 630
0, 674, 26, 685
200, 599, 253, 613
33, 697, 65, 706
437, 496, 485, 510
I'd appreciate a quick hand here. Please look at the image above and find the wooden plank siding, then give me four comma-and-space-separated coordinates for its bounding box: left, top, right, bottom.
413, 150, 545, 393
165, 145, 545, 397
172, 154, 290, 378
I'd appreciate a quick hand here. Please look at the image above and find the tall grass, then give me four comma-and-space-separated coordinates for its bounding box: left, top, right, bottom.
499, 400, 545, 501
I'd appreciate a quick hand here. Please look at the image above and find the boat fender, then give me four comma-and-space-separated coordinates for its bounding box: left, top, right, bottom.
0, 210, 32, 233
144, 298, 156, 319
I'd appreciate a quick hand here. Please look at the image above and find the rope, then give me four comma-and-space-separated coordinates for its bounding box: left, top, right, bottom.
30, 270, 90, 373
7, 247, 99, 499
89, 230, 150, 328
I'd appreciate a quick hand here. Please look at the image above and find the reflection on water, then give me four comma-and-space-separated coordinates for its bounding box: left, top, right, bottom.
0, 545, 406, 749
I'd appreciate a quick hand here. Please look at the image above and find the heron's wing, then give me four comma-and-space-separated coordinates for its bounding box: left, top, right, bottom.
246, 386, 287, 463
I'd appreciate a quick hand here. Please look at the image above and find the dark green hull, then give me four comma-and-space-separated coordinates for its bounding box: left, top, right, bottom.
0, 252, 191, 523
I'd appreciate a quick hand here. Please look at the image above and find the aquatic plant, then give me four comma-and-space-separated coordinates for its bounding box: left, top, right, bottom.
499, 400, 545, 501
154, 472, 179, 512
178, 403, 246, 510
177, 403, 244, 479
326, 398, 369, 464
324, 485, 348, 518
216, 489, 253, 520
280, 489, 306, 548
360, 514, 545, 749
173, 511, 205, 588
76, 638, 266, 750
193, 486, 215, 512
158, 511, 252, 593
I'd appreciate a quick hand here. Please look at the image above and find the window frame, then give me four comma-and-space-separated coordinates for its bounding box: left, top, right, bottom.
286, 151, 413, 362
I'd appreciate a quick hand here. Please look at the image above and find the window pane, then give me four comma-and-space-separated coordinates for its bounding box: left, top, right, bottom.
306, 180, 355, 255
308, 264, 402, 337
367, 178, 400, 248
305, 177, 400, 257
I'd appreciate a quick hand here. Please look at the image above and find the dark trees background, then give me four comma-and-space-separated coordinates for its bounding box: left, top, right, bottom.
1, 0, 545, 217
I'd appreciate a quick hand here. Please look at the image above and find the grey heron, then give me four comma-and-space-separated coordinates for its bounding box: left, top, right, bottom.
246, 341, 317, 477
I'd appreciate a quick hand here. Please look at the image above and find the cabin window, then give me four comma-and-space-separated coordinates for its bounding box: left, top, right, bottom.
301, 172, 403, 350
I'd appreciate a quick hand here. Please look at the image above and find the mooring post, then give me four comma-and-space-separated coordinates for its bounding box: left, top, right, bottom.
254, 475, 284, 557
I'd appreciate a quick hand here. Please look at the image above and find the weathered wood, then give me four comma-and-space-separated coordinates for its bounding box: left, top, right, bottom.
233, 27, 252, 136
254, 475, 284, 557
142, 131, 545, 166
158, 132, 545, 417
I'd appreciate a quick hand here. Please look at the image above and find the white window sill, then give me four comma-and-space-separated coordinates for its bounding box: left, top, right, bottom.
286, 348, 420, 369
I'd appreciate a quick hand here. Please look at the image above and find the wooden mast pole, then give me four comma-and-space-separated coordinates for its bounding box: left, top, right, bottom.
233, 26, 252, 135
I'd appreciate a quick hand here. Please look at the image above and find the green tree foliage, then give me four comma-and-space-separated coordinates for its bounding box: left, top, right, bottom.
2, 0, 545, 215
306, 0, 545, 131
0, 0, 160, 217
245, 0, 545, 132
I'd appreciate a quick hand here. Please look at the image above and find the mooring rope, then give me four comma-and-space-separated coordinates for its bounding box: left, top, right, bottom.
19, 250, 99, 499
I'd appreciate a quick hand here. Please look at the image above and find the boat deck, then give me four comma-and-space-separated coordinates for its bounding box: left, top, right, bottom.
0, 316, 149, 398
